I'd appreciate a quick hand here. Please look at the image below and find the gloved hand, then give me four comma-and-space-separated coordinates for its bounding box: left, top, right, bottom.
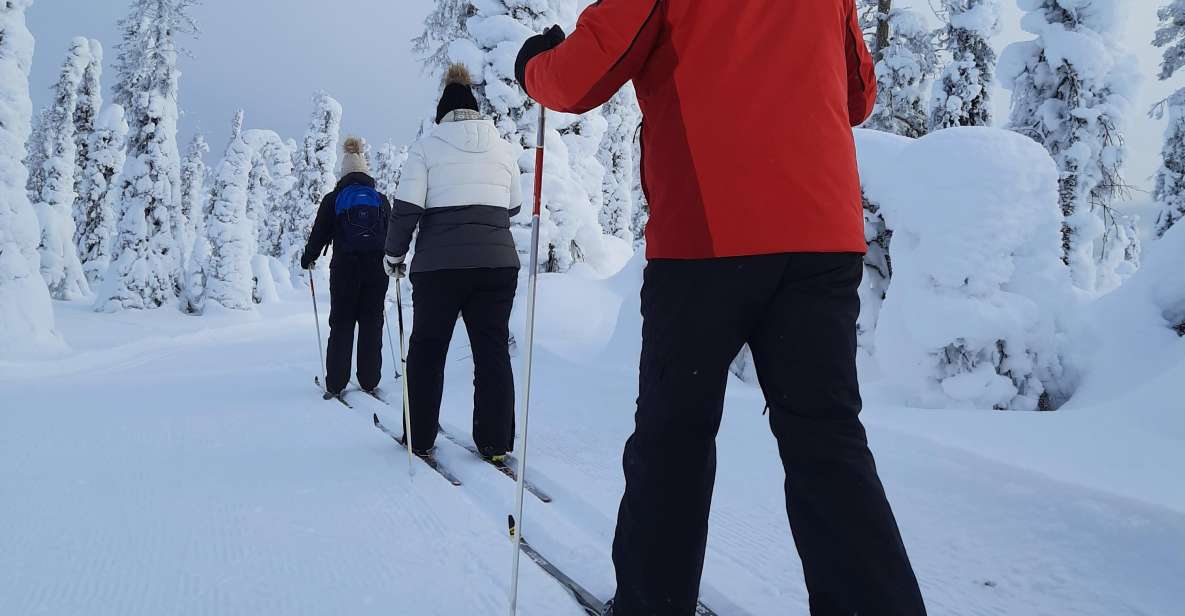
300, 253, 316, 271
384, 254, 407, 279
515, 25, 567, 99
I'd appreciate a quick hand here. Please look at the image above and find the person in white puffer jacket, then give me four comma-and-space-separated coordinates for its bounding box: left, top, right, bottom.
384, 64, 523, 459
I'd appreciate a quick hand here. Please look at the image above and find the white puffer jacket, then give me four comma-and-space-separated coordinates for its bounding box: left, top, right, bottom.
397, 114, 522, 211
386, 111, 524, 273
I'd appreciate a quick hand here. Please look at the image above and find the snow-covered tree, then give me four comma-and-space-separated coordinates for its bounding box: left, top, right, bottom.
204, 113, 256, 311
0, 0, 61, 355
416, 0, 619, 273
278, 92, 341, 278
203, 110, 294, 310
597, 85, 641, 243
866, 8, 938, 137
875, 129, 1071, 411
71, 39, 103, 230
1153, 93, 1185, 237
1000, 0, 1139, 293
1153, 0, 1185, 237
178, 133, 209, 265
97, 0, 197, 311
178, 133, 208, 313
32, 38, 93, 300
858, 0, 894, 61
375, 141, 409, 197
248, 136, 295, 259
930, 0, 1000, 130
24, 109, 48, 206
75, 105, 128, 287
859, 193, 893, 352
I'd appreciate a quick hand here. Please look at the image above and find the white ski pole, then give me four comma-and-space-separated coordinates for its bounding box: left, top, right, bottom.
310, 272, 328, 392
508, 104, 546, 616
394, 278, 416, 478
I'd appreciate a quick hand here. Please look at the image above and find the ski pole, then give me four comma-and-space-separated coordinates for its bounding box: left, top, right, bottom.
394, 278, 416, 478
310, 272, 328, 392
508, 104, 546, 616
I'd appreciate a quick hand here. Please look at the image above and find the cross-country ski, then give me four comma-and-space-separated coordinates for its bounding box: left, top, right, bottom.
372, 413, 463, 487
5, 1, 1185, 615
362, 386, 554, 504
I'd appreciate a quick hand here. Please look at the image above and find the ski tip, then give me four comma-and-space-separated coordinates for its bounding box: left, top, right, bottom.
372, 413, 380, 426
507, 514, 516, 536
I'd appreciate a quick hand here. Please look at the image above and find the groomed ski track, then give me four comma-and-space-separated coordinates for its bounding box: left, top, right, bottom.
2, 294, 1184, 615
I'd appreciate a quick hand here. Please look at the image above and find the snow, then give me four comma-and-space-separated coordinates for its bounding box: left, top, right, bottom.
4, 1, 1183, 614
3, 268, 1183, 615
0, 0, 62, 357
869, 127, 1071, 410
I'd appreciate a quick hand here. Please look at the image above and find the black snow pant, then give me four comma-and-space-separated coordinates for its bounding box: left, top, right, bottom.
325, 255, 390, 395
406, 267, 517, 455
610, 253, 926, 616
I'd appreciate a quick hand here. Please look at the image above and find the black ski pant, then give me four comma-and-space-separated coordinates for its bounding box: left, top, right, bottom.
406, 267, 517, 455
326, 256, 390, 395
610, 253, 925, 616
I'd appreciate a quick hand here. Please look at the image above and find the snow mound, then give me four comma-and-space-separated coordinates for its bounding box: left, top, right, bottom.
872, 127, 1072, 410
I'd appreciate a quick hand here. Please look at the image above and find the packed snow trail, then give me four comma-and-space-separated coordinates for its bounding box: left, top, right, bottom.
2, 281, 1185, 615
0, 302, 582, 616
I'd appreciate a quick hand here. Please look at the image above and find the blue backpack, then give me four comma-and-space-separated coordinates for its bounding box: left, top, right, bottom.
334, 184, 387, 254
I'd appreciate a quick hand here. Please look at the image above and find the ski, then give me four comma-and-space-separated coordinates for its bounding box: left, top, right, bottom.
360, 388, 552, 503
372, 413, 463, 487
513, 530, 605, 616
314, 376, 351, 409
439, 428, 553, 504
515, 534, 720, 616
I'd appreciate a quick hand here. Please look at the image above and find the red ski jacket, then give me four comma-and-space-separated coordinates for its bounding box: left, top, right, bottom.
524, 0, 876, 259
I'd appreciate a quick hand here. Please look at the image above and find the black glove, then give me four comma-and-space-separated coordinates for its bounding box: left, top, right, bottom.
515, 25, 567, 99
300, 253, 316, 271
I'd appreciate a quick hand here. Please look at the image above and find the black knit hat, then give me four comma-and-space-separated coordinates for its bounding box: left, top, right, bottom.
435, 64, 479, 124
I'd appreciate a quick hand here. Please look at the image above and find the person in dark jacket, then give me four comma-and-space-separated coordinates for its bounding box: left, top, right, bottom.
383, 64, 523, 460
516, 2, 926, 615
302, 136, 392, 397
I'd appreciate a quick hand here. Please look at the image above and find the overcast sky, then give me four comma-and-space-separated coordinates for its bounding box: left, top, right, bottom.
29, 0, 436, 159
26, 0, 1175, 200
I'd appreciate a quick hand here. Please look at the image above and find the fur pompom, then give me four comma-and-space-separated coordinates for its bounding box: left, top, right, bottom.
343, 136, 365, 155
444, 63, 473, 87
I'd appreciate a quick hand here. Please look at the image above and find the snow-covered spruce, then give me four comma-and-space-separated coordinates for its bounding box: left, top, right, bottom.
278, 92, 341, 279
71, 39, 103, 244
32, 37, 93, 300
0, 0, 61, 356
178, 133, 209, 314
866, 8, 938, 138
249, 136, 295, 260
375, 141, 408, 198
417, 0, 623, 273
597, 85, 641, 243
204, 112, 291, 311
178, 133, 209, 269
1154, 93, 1185, 238
870, 128, 1071, 411
853, 129, 913, 356
930, 0, 1000, 130
97, 0, 196, 312
1000, 0, 1139, 294
1153, 1, 1185, 237
74, 105, 128, 288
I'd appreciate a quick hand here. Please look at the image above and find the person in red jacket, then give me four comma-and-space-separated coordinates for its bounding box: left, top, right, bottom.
516, 2, 926, 615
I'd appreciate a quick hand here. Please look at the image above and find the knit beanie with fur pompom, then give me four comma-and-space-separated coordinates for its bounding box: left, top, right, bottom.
340, 136, 369, 177
435, 64, 480, 124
